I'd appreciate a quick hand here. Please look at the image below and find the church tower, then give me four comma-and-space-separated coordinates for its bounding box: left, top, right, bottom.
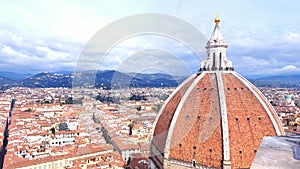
149, 15, 284, 169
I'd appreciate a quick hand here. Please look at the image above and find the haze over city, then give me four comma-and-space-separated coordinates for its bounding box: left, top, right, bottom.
0, 0, 299, 78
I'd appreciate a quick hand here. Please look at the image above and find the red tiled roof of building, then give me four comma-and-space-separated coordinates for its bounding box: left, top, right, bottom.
125, 154, 148, 169
5, 144, 114, 168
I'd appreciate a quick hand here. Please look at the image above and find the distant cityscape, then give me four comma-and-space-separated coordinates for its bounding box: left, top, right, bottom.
0, 84, 299, 168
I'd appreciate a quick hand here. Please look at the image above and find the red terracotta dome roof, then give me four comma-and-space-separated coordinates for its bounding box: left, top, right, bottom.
150, 72, 284, 169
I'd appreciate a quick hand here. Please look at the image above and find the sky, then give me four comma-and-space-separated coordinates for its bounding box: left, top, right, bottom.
0, 0, 300, 78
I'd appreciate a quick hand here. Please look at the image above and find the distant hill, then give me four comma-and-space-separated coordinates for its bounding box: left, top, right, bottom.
19, 72, 72, 88
0, 75, 16, 90
2, 70, 185, 89
251, 75, 300, 88
76, 70, 185, 89
0, 75, 15, 84
0, 71, 299, 89
0, 71, 33, 81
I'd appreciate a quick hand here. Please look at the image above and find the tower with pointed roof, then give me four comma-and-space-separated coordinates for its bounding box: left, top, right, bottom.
149, 15, 284, 169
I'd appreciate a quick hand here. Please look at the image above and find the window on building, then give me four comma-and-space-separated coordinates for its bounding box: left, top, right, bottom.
219, 52, 222, 68
212, 53, 216, 69
192, 159, 196, 167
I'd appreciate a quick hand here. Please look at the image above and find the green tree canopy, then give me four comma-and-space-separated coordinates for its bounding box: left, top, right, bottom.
58, 122, 69, 131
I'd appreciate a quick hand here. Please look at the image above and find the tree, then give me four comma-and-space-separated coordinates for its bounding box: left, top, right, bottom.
24, 108, 32, 112
128, 121, 133, 136
58, 122, 69, 131
129, 94, 147, 101
65, 97, 74, 104
96, 94, 117, 104
50, 127, 56, 135
151, 104, 163, 112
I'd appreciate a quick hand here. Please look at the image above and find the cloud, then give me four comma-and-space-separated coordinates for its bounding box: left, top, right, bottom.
0, 27, 81, 73
271, 65, 300, 75
90, 35, 202, 76
115, 49, 194, 76
282, 65, 297, 71
227, 29, 300, 77
244, 65, 300, 78
0, 1, 299, 78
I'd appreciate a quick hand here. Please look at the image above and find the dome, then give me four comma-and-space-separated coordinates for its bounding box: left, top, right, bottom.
284, 95, 292, 99
149, 16, 284, 169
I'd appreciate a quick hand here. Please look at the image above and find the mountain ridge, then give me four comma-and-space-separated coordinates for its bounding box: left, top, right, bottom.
0, 71, 33, 81
0, 71, 299, 89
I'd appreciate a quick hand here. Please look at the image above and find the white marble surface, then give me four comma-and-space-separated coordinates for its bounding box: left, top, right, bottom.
251, 135, 300, 169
